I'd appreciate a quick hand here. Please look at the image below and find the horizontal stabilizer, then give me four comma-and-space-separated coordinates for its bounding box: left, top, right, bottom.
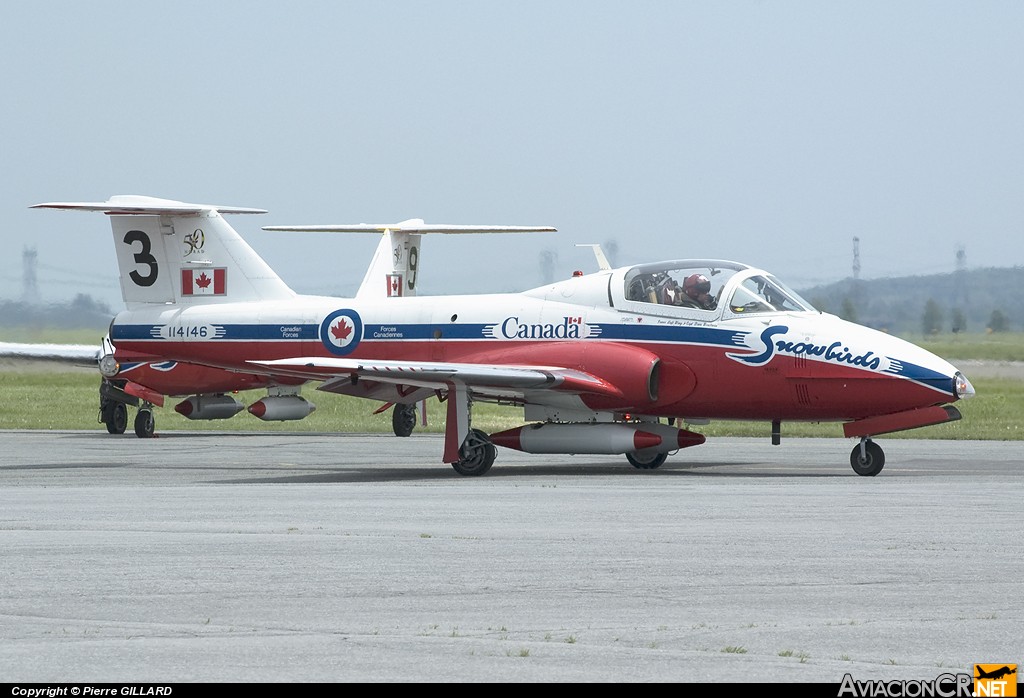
32, 195, 266, 216
263, 219, 554, 300
262, 219, 555, 234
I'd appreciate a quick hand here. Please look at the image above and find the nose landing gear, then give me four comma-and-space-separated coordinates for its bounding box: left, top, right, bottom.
850, 438, 884, 476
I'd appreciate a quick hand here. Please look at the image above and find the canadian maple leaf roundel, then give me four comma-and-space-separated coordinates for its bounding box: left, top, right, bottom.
320, 309, 362, 355
330, 318, 353, 344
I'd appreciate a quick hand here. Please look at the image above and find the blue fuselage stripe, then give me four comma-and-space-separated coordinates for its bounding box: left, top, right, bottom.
111, 322, 747, 345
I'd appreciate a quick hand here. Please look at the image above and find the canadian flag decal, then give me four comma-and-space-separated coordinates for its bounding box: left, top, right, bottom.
386, 274, 403, 297
181, 268, 226, 296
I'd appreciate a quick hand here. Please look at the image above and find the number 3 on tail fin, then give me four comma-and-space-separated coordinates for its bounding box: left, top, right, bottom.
123, 229, 159, 287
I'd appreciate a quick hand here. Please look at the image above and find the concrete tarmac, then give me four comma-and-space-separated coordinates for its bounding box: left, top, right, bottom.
0, 430, 1021, 683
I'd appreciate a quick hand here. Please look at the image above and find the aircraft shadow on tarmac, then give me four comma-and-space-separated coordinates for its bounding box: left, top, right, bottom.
37, 431, 874, 483
211, 462, 853, 485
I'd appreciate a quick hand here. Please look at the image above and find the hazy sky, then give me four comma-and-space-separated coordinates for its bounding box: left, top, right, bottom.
2, 1, 1022, 310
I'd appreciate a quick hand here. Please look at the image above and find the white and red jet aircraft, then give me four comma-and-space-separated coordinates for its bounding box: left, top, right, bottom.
32, 195, 975, 476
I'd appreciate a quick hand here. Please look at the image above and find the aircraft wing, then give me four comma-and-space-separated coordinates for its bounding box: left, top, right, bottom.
248, 357, 625, 399
0, 342, 101, 365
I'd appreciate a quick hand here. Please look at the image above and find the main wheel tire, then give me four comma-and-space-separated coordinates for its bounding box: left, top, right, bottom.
850, 440, 885, 476
451, 428, 496, 476
134, 410, 155, 439
105, 402, 128, 435
392, 403, 417, 437
627, 451, 668, 470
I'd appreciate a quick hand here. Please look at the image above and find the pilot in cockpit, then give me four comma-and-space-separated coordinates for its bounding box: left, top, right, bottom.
681, 273, 716, 310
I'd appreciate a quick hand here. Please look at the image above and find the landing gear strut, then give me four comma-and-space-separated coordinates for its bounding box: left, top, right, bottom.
850, 438, 884, 476
443, 382, 497, 476
451, 428, 496, 476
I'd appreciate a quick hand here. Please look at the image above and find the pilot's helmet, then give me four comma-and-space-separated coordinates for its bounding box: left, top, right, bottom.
683, 273, 711, 299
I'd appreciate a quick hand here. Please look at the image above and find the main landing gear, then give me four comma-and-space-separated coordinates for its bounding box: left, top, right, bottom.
103, 402, 128, 434
850, 438, 885, 477
626, 451, 668, 470
392, 403, 417, 437
100, 379, 135, 435
101, 401, 156, 439
134, 403, 156, 438
451, 428, 497, 476
99, 379, 156, 438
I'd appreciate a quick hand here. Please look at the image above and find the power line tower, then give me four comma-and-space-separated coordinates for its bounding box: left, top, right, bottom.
539, 249, 557, 285
953, 245, 968, 332
852, 236, 861, 280
22, 246, 40, 305
848, 236, 864, 315
603, 239, 619, 268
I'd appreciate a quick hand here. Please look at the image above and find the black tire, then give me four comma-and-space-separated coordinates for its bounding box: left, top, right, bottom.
451, 428, 496, 476
626, 451, 668, 470
134, 410, 155, 439
392, 403, 417, 437
850, 440, 885, 476
105, 402, 128, 435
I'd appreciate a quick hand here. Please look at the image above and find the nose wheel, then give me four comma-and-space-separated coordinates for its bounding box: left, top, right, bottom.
850, 439, 884, 476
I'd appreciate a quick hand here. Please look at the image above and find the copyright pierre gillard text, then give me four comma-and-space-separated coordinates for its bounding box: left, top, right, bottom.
12, 689, 171, 697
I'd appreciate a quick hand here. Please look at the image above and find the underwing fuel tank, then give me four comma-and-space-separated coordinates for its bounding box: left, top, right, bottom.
488, 422, 706, 455
247, 395, 317, 421
174, 395, 245, 420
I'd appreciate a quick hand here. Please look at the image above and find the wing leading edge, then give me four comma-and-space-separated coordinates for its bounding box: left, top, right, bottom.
0, 342, 101, 364
248, 356, 625, 399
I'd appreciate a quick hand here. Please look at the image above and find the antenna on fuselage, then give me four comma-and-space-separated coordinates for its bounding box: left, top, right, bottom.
576, 244, 612, 271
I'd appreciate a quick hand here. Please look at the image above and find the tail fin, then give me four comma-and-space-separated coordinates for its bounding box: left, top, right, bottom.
354, 221, 424, 299
262, 219, 556, 299
32, 195, 295, 307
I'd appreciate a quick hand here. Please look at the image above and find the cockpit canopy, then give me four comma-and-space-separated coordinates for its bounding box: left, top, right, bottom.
621, 260, 816, 316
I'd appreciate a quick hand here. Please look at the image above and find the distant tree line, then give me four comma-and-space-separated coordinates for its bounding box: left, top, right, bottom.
802, 267, 1020, 334
0, 294, 113, 332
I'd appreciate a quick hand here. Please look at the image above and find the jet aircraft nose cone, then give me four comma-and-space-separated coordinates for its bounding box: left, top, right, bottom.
954, 371, 975, 399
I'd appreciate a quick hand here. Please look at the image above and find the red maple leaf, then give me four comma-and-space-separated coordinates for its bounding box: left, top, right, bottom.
331, 318, 352, 342
195, 272, 212, 289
